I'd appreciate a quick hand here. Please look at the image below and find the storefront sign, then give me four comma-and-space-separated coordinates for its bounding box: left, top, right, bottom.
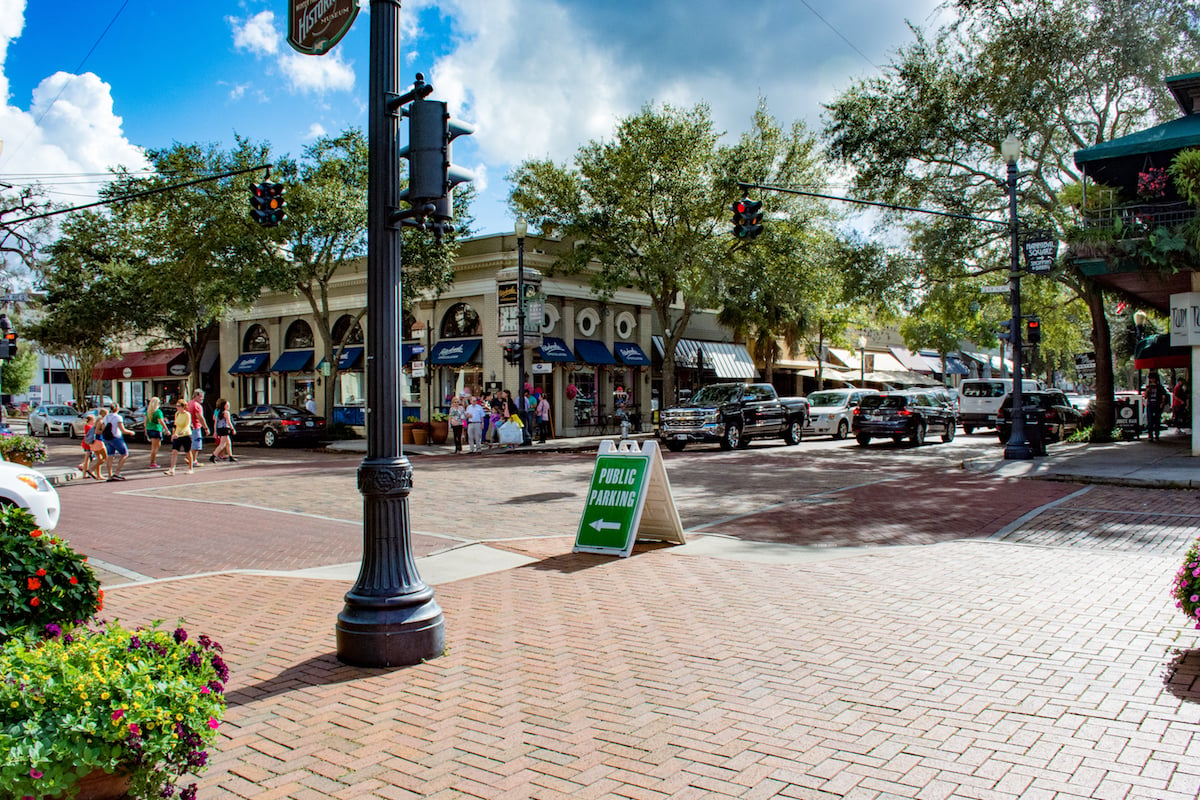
1170, 291, 1200, 347
1021, 231, 1058, 274
574, 440, 685, 557
410, 360, 426, 378
532, 362, 553, 374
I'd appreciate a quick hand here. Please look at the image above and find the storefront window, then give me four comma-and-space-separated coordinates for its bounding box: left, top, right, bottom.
288, 376, 315, 409
284, 320, 314, 349
241, 375, 268, 408
332, 314, 365, 346
243, 325, 270, 352
338, 371, 365, 405
569, 368, 597, 426
440, 303, 481, 338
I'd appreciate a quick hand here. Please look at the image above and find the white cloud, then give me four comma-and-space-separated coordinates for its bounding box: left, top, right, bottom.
304, 123, 326, 140
230, 11, 280, 56
280, 51, 356, 94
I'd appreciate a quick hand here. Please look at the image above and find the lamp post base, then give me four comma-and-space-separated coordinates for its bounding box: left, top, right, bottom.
335, 596, 444, 668
1003, 440, 1034, 460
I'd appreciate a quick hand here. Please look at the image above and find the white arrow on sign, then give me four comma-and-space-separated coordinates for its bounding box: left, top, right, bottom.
589, 519, 621, 532
980, 285, 1010, 295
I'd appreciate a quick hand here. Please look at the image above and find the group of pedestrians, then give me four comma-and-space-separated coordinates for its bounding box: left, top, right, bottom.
76, 389, 241, 479
448, 387, 551, 454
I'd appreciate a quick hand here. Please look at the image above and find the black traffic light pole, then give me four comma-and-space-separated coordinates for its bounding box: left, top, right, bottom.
335, 0, 444, 667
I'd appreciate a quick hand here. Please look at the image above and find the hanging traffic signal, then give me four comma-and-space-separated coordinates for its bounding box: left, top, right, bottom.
250, 182, 286, 227
503, 341, 521, 364
998, 320, 1013, 344
1026, 316, 1041, 345
731, 198, 763, 239
1, 331, 15, 360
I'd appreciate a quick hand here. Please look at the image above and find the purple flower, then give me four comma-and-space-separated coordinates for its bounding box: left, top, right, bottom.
210, 654, 229, 682
180, 783, 198, 800
43, 624, 61, 639
173, 627, 188, 644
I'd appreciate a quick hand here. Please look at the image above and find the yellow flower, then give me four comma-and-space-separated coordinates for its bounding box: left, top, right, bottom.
100, 692, 110, 700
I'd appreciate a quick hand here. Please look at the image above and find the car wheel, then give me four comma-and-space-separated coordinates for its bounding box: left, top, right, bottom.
68, 426, 77, 440
856, 433, 871, 447
835, 420, 849, 440
942, 421, 955, 443
911, 422, 926, 446
29, 423, 41, 437
665, 441, 686, 452
783, 420, 804, 445
963, 424, 975, 435
262, 428, 278, 448
720, 422, 741, 451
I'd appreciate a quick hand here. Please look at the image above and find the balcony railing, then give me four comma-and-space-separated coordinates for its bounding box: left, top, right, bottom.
1082, 200, 1197, 236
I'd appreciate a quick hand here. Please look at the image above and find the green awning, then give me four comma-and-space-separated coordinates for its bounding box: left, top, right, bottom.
1074, 114, 1200, 167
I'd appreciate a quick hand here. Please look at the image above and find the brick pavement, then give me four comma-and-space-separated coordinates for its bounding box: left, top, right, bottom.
103, 540, 1200, 799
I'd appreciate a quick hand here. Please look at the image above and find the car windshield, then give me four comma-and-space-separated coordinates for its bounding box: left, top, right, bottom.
962, 382, 1006, 398
807, 392, 849, 407
688, 385, 742, 405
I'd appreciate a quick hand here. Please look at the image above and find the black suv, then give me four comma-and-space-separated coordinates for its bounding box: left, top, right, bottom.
852, 391, 958, 447
996, 390, 1083, 450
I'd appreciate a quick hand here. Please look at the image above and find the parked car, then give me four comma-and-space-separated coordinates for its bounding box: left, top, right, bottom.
69, 408, 139, 439
1064, 393, 1095, 427
958, 378, 1040, 434
995, 389, 1084, 450
852, 391, 958, 447
802, 388, 879, 440
658, 383, 809, 451
126, 405, 177, 443
28, 405, 83, 437
0, 458, 60, 529
232, 404, 326, 448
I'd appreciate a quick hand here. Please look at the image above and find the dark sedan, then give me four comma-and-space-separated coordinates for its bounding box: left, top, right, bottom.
852, 391, 958, 447
232, 404, 326, 448
996, 390, 1084, 450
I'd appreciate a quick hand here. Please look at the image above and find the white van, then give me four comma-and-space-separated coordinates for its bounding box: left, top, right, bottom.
803, 388, 879, 439
959, 379, 1040, 433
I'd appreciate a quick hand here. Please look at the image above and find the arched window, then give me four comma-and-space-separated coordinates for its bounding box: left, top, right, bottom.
439, 303, 480, 338
332, 314, 365, 345
284, 319, 314, 349
243, 324, 269, 352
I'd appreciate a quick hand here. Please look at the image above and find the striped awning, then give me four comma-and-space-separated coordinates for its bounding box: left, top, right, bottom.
652, 337, 757, 379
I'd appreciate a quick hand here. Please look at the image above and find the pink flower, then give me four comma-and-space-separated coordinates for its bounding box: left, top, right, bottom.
29, 769, 43, 779
200, 686, 211, 694
208, 718, 220, 730
111, 709, 125, 721
128, 723, 141, 736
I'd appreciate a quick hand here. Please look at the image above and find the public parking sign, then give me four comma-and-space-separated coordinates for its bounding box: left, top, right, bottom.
574, 440, 685, 557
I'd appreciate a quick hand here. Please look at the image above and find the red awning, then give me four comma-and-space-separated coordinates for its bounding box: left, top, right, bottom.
93, 349, 188, 381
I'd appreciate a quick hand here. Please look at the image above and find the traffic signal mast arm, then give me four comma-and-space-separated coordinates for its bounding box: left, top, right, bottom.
735, 181, 1009, 229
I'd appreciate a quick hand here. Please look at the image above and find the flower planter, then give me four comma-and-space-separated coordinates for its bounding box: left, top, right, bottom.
56, 768, 132, 800
7, 453, 32, 466
412, 427, 429, 445
429, 420, 449, 444
402, 422, 415, 444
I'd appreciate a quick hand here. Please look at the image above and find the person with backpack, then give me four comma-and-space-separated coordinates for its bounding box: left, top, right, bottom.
100, 403, 132, 482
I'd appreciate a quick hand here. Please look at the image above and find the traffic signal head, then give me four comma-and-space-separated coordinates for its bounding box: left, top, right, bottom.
1026, 316, 1041, 345
731, 198, 763, 239
400, 99, 476, 213
998, 320, 1013, 344
250, 182, 286, 227
503, 341, 521, 364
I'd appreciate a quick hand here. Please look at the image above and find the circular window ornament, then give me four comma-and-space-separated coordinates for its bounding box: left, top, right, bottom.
541, 303, 560, 334
615, 311, 636, 340
577, 307, 600, 338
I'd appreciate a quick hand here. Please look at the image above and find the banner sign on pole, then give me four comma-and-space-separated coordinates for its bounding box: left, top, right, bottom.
1021, 231, 1058, 275
574, 440, 685, 557
287, 0, 360, 56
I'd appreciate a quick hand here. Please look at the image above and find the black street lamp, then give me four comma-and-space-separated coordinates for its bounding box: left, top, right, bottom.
515, 217, 527, 441
858, 335, 867, 386
1002, 134, 1033, 460
336, 0, 444, 667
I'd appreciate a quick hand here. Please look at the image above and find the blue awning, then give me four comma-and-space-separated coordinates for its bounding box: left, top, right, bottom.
537, 336, 575, 362
401, 343, 424, 363
574, 339, 616, 365
614, 342, 650, 366
316, 346, 366, 371
271, 349, 314, 373
228, 352, 269, 375
429, 339, 481, 365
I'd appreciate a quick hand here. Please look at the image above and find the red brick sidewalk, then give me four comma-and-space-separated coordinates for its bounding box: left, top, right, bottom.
104, 540, 1200, 799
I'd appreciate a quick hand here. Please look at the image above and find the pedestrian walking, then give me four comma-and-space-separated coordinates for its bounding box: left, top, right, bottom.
1172, 378, 1188, 431
520, 388, 535, 445
100, 403, 132, 482
187, 389, 209, 467
535, 392, 551, 443
164, 405, 194, 476
210, 398, 237, 463
448, 396, 467, 454
143, 397, 166, 468
77, 414, 102, 479
1143, 372, 1166, 440
305, 395, 317, 414
465, 396, 487, 453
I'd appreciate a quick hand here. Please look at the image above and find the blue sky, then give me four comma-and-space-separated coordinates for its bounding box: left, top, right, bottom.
0, 0, 944, 238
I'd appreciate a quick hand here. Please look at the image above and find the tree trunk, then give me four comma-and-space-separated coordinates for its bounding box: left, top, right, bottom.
1084, 284, 1115, 441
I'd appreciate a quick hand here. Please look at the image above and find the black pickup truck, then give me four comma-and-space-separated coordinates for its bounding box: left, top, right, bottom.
657, 382, 809, 452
